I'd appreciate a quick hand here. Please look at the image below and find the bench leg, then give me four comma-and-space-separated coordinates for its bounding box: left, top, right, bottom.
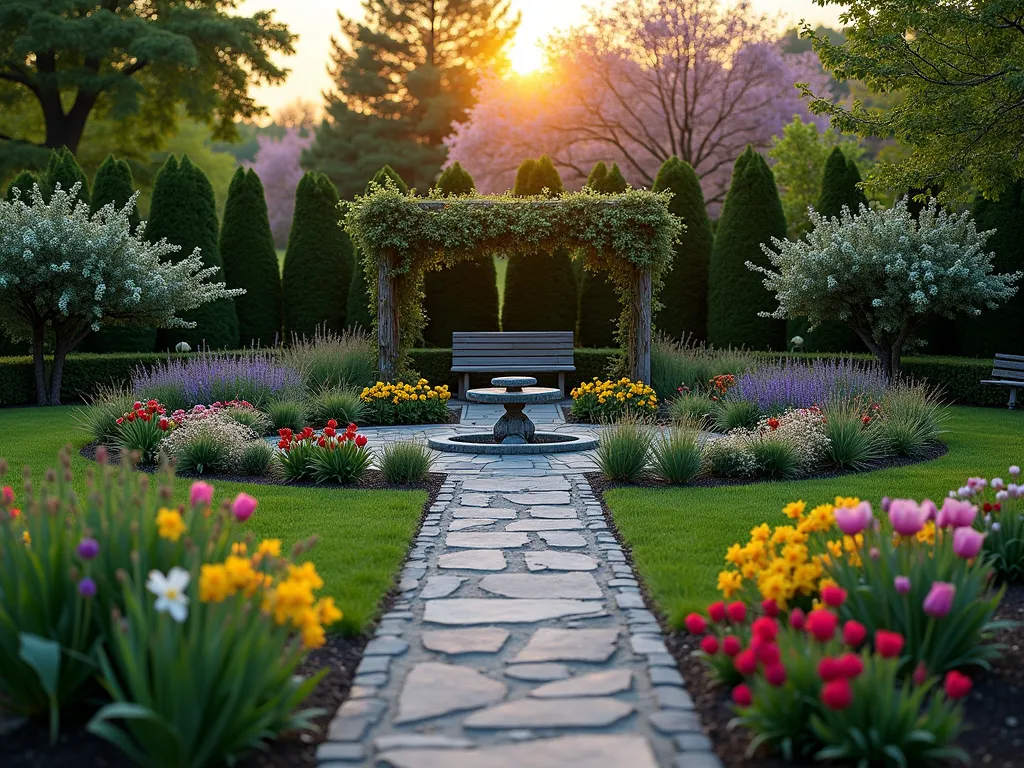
461, 373, 470, 400
1010, 387, 1018, 411
558, 372, 566, 398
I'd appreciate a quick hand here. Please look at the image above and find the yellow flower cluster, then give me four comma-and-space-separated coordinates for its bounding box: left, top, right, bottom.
571, 378, 658, 421
156, 508, 186, 542
361, 379, 451, 406
199, 542, 342, 648
717, 496, 863, 607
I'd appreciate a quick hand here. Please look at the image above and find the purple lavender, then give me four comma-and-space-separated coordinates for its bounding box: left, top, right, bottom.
77, 537, 100, 560
728, 357, 888, 413
78, 577, 97, 598
132, 351, 304, 407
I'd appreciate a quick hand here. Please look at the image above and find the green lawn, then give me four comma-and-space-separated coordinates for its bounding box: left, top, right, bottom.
0, 406, 425, 635
605, 406, 1024, 628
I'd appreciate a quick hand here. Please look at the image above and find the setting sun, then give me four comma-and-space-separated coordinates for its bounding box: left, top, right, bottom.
508, 37, 545, 74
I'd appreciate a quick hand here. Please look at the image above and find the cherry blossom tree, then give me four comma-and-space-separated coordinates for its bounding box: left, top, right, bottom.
248, 129, 312, 247
444, 0, 830, 203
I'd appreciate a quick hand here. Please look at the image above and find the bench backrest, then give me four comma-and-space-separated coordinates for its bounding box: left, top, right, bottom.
992, 353, 1024, 382
452, 331, 574, 369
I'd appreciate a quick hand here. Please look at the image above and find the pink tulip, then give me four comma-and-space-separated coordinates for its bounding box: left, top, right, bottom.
923, 582, 956, 618
834, 501, 873, 536
231, 492, 258, 522
190, 481, 214, 509
888, 499, 928, 536
936, 498, 977, 529
952, 527, 985, 559
894, 576, 911, 594
920, 499, 937, 521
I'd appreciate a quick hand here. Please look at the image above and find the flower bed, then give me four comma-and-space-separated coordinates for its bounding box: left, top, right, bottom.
570, 377, 659, 422
359, 379, 452, 425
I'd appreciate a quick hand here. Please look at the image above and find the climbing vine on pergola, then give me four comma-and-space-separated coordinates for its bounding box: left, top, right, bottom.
343, 183, 683, 383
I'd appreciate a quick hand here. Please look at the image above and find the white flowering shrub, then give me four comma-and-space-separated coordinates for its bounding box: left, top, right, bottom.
160, 411, 260, 474
705, 407, 831, 477
0, 184, 243, 404
749, 199, 1020, 376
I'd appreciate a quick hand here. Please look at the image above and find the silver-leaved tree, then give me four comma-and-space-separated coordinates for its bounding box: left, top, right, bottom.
0, 184, 243, 405
749, 199, 1020, 378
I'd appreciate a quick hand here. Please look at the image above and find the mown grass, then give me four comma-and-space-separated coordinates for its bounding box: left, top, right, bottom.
0, 406, 426, 635
605, 406, 1024, 627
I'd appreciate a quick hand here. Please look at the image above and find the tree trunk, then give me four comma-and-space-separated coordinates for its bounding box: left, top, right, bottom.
32, 323, 49, 406
377, 250, 399, 381
48, 345, 70, 406
630, 268, 652, 383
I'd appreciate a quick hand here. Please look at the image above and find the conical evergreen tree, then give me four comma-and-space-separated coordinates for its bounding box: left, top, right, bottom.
80, 156, 156, 353
152, 155, 239, 350
707, 147, 787, 350
954, 182, 1024, 357
220, 168, 285, 346
4, 170, 37, 202
346, 167, 409, 331
652, 157, 714, 342
502, 157, 578, 333
41, 147, 90, 205
579, 161, 629, 347
283, 172, 355, 340
422, 163, 499, 346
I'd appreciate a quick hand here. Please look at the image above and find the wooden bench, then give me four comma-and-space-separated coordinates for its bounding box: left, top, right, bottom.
452, 331, 575, 398
981, 353, 1024, 409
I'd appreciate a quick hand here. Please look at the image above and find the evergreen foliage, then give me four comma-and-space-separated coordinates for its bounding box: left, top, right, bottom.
220, 167, 284, 347
579, 162, 629, 347
151, 155, 239, 351
502, 158, 578, 333
422, 163, 499, 346
652, 157, 714, 342
283, 172, 355, 339
41, 147, 90, 205
4, 170, 36, 202
707, 147, 787, 350
955, 183, 1024, 357
81, 155, 154, 353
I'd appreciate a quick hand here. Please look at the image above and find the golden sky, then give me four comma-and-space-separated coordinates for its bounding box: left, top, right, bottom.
241, 0, 843, 115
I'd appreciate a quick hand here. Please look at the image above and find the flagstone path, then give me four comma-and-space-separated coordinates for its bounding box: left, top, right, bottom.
315, 403, 722, 767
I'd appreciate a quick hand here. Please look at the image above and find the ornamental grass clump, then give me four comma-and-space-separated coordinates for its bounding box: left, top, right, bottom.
378, 440, 434, 484
267, 399, 307, 432
712, 398, 760, 431
240, 440, 275, 476
281, 327, 377, 392
956, 467, 1024, 583
360, 380, 451, 425
571, 377, 659, 422
650, 425, 704, 484
596, 418, 653, 482
876, 381, 946, 458
307, 385, 366, 428
822, 400, 885, 471
650, 334, 756, 401
74, 384, 136, 445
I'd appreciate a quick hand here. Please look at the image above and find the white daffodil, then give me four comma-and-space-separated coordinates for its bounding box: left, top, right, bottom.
146, 567, 191, 623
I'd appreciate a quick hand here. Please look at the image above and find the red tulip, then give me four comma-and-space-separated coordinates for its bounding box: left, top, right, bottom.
327, 419, 338, 429
732, 684, 752, 707
913, 662, 929, 686
821, 585, 847, 608
761, 598, 780, 617
875, 630, 905, 659
734, 649, 757, 676
684, 613, 707, 635
763, 662, 787, 687
708, 602, 727, 623
817, 657, 842, 681
806, 609, 838, 642
355, 434, 369, 447
756, 642, 780, 666
943, 670, 972, 699
700, 635, 719, 655
838, 653, 864, 679
727, 601, 747, 623
821, 679, 853, 710
789, 608, 806, 630
722, 635, 741, 657
752, 617, 778, 641
842, 620, 867, 647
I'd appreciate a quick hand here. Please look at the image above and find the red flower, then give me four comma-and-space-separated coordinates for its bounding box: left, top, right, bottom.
732, 684, 752, 707
116, 417, 124, 425
995, 502, 1002, 511
821, 679, 853, 710
708, 602, 727, 623
861, 415, 871, 424
752, 616, 778, 641
821, 585, 847, 608
355, 434, 368, 448
875, 630, 905, 659
277, 440, 289, 449
838, 653, 864, 679
324, 427, 336, 437
734, 649, 757, 676
817, 657, 842, 682
126, 412, 136, 422
727, 601, 747, 623
943, 670, 972, 699
983, 502, 993, 513
761, 598, 780, 618
756, 642, 780, 666
767, 417, 780, 430
913, 662, 929, 686
842, 620, 867, 647
805, 609, 839, 642
327, 419, 338, 429
764, 662, 787, 687
722, 635, 741, 657
133, 402, 142, 410
789, 608, 806, 630
700, 635, 719, 655
684, 613, 707, 635
347, 423, 357, 432
158, 418, 169, 431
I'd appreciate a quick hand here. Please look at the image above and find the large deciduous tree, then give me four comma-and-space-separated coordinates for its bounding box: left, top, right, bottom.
305, 0, 519, 200
249, 129, 312, 248
0, 184, 241, 404
801, 0, 1024, 201
444, 0, 830, 203
752, 200, 1021, 378
0, 1, 294, 173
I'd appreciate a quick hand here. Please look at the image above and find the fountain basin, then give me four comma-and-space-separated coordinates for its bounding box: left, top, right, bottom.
428, 432, 598, 455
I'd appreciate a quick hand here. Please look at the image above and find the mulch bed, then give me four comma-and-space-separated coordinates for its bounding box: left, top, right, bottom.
1, 468, 444, 768
586, 481, 1024, 768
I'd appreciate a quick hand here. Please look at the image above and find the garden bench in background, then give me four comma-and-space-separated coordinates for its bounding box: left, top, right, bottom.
981, 353, 1024, 409
452, 331, 575, 398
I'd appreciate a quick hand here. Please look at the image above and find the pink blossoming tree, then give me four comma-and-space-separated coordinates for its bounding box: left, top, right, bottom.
248, 129, 312, 247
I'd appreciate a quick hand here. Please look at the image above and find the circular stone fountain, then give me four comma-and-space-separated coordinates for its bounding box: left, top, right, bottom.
427, 376, 598, 455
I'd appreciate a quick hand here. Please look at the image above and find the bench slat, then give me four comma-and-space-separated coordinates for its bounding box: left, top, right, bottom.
453, 349, 573, 358
995, 353, 1024, 363
454, 365, 575, 372
981, 379, 1023, 386
453, 356, 575, 366
992, 360, 1024, 373
454, 332, 573, 341
989, 373, 1024, 383
454, 345, 574, 354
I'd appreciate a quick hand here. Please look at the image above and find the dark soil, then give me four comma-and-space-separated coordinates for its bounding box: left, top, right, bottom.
2, 468, 444, 768
584, 442, 948, 492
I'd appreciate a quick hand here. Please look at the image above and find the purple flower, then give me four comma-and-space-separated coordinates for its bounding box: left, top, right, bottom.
996, 490, 1009, 501
835, 501, 873, 535
923, 582, 956, 618
78, 577, 97, 598
936, 498, 977, 529
952, 527, 985, 559
920, 499, 937, 521
727, 358, 888, 413
1010, 465, 1020, 477
894, 576, 911, 594
77, 537, 100, 560
888, 499, 929, 536
991, 477, 1005, 491
881, 496, 892, 513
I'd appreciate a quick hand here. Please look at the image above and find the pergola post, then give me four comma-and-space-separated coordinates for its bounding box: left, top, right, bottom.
631, 267, 653, 383
377, 250, 400, 381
